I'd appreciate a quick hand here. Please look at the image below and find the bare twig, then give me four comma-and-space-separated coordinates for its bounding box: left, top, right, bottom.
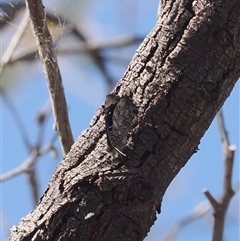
7, 36, 142, 67
203, 189, 220, 211
35, 101, 52, 146
0, 8, 29, 75
1, 2, 142, 90
161, 109, 237, 241
1, 98, 57, 205
26, 167, 39, 205
67, 35, 143, 52
160, 184, 239, 241
1, 91, 31, 150
203, 109, 235, 241
161, 200, 211, 241
25, 0, 74, 155
27, 102, 53, 205
0, 142, 56, 182
217, 109, 230, 152
0, 2, 114, 88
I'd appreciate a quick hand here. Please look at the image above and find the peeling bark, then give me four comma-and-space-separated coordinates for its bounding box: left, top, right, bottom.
8, 0, 240, 241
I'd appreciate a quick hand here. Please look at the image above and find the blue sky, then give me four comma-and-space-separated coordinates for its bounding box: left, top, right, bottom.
1, 1, 239, 240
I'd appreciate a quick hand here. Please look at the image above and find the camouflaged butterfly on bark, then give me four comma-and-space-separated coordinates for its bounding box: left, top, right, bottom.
104, 94, 137, 157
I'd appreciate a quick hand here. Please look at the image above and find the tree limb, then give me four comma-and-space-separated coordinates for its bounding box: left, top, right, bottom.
8, 0, 240, 240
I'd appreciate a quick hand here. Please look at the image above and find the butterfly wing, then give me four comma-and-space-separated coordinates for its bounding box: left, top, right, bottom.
105, 94, 137, 156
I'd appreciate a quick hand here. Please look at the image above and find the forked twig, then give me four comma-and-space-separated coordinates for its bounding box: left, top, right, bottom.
160, 109, 237, 241
160, 184, 239, 241
0, 142, 56, 182
203, 109, 235, 241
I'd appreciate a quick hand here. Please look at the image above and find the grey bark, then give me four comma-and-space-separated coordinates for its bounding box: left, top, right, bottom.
8, 0, 240, 241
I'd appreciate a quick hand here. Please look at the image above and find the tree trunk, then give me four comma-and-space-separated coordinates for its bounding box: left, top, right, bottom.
8, 0, 240, 240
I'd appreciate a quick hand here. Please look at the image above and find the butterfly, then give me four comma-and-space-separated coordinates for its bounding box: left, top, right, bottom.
104, 94, 136, 157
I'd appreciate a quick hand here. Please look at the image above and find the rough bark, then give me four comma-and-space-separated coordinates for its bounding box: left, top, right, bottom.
8, 0, 240, 241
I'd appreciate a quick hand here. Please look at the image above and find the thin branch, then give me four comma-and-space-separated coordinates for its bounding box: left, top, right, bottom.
0, 142, 56, 182
203, 189, 221, 211
1, 2, 142, 90
25, 0, 74, 155
217, 109, 230, 154
0, 8, 29, 75
222, 145, 235, 203
161, 109, 237, 241
66, 35, 143, 52
48, 36, 143, 60
1, 97, 56, 205
1, 91, 31, 150
0, 3, 115, 88
26, 167, 39, 205
203, 109, 236, 241
0, 100, 56, 184
7, 36, 142, 66
35, 101, 52, 147
161, 200, 211, 241
161, 183, 239, 241
27, 101, 52, 205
